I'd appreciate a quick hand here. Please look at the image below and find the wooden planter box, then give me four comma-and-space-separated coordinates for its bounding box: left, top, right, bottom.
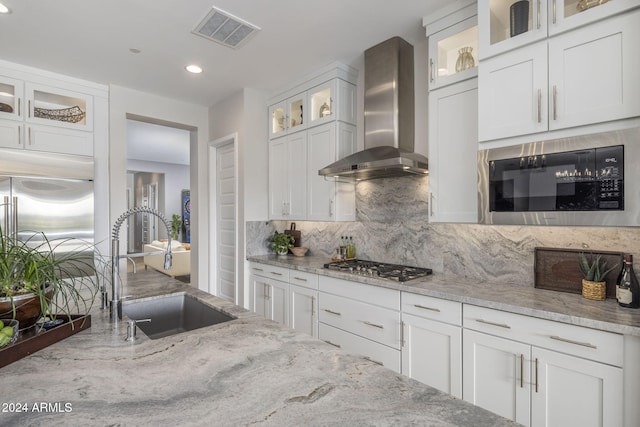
0, 315, 91, 369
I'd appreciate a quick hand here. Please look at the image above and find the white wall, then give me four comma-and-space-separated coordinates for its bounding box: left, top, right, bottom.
109, 85, 209, 289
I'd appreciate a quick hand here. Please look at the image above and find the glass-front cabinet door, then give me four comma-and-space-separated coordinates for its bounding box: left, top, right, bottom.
428, 16, 478, 90
269, 102, 286, 139
308, 81, 334, 127
549, 0, 640, 35
25, 83, 93, 131
286, 92, 306, 133
0, 76, 24, 121
478, 0, 547, 59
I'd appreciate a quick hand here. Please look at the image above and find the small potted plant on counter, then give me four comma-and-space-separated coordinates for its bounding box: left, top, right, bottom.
269, 231, 294, 256
578, 252, 617, 301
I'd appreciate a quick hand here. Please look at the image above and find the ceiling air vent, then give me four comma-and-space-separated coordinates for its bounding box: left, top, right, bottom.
192, 7, 260, 49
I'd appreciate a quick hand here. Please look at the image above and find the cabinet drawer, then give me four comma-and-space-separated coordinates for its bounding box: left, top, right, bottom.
289, 270, 318, 289
319, 292, 400, 349
249, 263, 289, 282
319, 275, 400, 310
402, 292, 462, 326
463, 305, 623, 366
319, 323, 400, 373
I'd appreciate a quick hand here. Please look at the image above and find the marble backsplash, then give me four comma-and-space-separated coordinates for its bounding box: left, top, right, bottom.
247, 176, 640, 286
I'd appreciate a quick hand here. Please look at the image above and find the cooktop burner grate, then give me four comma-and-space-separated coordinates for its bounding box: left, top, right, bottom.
323, 259, 432, 282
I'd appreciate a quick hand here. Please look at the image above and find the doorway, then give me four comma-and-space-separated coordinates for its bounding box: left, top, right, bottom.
126, 118, 191, 270
208, 134, 237, 302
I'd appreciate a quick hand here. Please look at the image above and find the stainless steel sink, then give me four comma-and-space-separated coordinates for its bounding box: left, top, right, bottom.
122, 293, 235, 340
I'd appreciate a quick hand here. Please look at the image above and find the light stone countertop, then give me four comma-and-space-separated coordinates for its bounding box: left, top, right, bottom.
1, 269, 518, 427
248, 254, 640, 336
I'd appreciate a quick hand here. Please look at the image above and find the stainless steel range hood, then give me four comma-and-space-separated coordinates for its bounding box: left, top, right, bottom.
319, 37, 428, 180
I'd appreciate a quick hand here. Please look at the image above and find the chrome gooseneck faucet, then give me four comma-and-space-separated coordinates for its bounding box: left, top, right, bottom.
108, 207, 173, 323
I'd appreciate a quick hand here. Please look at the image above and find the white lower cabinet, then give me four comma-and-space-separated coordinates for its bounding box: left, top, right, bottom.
401, 293, 462, 398
318, 276, 401, 372
249, 263, 289, 327
250, 263, 319, 338
463, 305, 623, 427
289, 269, 319, 338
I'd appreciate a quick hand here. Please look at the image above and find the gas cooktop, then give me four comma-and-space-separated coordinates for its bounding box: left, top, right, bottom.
323, 259, 432, 282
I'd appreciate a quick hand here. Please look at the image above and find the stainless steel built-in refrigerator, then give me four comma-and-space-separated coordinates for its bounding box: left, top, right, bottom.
0, 149, 94, 253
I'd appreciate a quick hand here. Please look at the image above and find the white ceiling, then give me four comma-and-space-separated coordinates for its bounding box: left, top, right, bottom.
0, 0, 449, 107
0, 0, 451, 162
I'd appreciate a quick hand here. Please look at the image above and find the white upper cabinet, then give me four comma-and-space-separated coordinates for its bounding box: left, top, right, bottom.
548, 0, 640, 35
548, 12, 640, 131
267, 63, 358, 221
479, 0, 639, 59
0, 69, 99, 156
479, 42, 548, 141
308, 79, 357, 127
25, 82, 93, 132
0, 76, 24, 121
424, 0, 479, 91
479, 8, 640, 142
268, 92, 307, 139
479, 0, 548, 59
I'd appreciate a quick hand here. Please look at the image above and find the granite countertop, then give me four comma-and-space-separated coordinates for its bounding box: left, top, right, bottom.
248, 254, 640, 336
1, 270, 517, 427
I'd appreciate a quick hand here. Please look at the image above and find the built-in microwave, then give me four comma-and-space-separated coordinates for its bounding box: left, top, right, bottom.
478, 127, 640, 226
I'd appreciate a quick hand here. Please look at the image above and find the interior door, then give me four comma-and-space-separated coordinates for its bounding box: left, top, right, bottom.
216, 142, 236, 302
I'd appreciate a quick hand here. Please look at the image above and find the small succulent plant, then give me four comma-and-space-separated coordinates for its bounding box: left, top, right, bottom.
578, 253, 617, 282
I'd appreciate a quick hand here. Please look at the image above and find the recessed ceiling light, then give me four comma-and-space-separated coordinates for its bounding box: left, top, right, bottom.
185, 65, 203, 74
129, 48, 142, 54
0, 3, 11, 14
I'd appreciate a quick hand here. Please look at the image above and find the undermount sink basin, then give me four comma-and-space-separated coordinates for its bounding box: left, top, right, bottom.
122, 293, 235, 340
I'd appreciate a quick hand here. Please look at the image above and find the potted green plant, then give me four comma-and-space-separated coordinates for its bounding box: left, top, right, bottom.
268, 231, 295, 256
578, 253, 617, 301
171, 214, 182, 241
0, 224, 104, 332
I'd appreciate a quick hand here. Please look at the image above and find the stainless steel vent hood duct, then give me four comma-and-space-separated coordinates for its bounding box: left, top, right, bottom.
318, 37, 428, 180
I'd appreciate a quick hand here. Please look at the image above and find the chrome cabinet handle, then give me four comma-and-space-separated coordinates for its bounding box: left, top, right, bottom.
28, 100, 31, 118
253, 267, 264, 272
311, 296, 315, 317
363, 356, 384, 366
363, 321, 384, 329
552, 85, 557, 121
537, 89, 542, 123
329, 199, 334, 217
270, 271, 283, 276
549, 335, 597, 349
475, 318, 511, 329
293, 276, 307, 282
535, 358, 539, 392
17, 98, 21, 117
323, 309, 341, 316
401, 321, 405, 347
414, 303, 440, 313
553, 0, 557, 24
323, 340, 341, 348
429, 193, 434, 217
329, 97, 333, 117
537, 0, 541, 29
520, 354, 524, 388
429, 58, 434, 83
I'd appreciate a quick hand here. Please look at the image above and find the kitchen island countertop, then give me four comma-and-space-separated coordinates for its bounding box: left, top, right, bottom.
1, 270, 516, 427
248, 254, 640, 336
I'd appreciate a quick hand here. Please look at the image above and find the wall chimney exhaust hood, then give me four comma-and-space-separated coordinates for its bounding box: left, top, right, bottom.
318, 37, 428, 181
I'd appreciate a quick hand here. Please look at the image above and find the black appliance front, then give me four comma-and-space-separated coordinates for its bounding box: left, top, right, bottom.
489, 145, 624, 213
